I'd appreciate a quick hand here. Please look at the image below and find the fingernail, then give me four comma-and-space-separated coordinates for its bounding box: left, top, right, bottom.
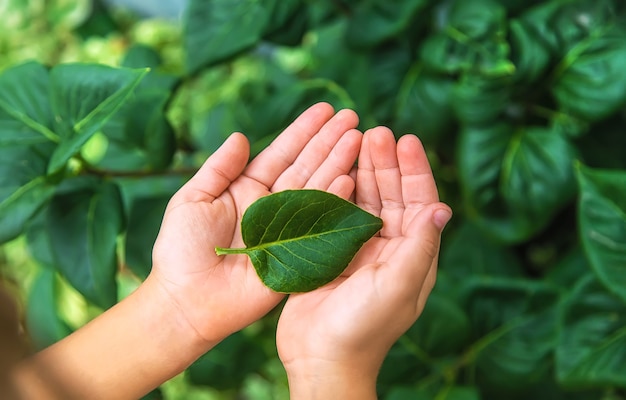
433, 209, 452, 231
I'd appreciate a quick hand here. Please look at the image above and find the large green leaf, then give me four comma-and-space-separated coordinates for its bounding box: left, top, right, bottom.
556, 275, 626, 387
47, 64, 148, 173
577, 164, 626, 302
215, 190, 382, 293
458, 123, 577, 243
46, 177, 124, 309
552, 25, 626, 122
26, 269, 73, 350
0, 144, 55, 243
183, 0, 268, 74
0, 61, 57, 146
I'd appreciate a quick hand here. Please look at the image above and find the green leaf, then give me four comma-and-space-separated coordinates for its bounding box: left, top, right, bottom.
125, 196, 170, 280
577, 164, 626, 302
458, 123, 577, 243
405, 283, 471, 357
439, 221, 525, 283
47, 64, 148, 173
187, 330, 267, 390
262, 0, 308, 46
89, 91, 176, 172
0, 61, 57, 146
556, 275, 626, 387
452, 75, 512, 125
509, 18, 553, 84
346, 0, 429, 48
500, 126, 577, 216
183, 0, 268, 74
26, 269, 73, 350
46, 177, 124, 309
419, 0, 514, 76
552, 25, 626, 122
464, 279, 561, 391
122, 44, 163, 69
215, 190, 382, 293
394, 70, 456, 143
0, 144, 55, 243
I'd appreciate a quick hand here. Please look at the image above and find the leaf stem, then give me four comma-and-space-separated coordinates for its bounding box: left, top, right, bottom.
215, 247, 247, 256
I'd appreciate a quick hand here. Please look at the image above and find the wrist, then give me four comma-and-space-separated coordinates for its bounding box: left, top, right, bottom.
283, 358, 379, 400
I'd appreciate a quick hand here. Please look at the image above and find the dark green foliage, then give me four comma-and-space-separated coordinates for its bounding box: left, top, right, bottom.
2, 0, 626, 398
187, 330, 268, 390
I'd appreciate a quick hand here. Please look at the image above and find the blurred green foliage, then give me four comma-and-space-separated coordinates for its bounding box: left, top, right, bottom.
2, 0, 626, 399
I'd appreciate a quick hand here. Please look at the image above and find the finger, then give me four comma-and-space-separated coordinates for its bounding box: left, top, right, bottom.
303, 129, 362, 191
369, 127, 404, 237
355, 131, 382, 216
244, 103, 335, 188
178, 133, 250, 202
271, 109, 359, 191
327, 175, 356, 200
397, 134, 440, 207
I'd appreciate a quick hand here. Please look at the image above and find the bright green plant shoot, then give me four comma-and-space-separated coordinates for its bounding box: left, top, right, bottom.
215, 189, 383, 293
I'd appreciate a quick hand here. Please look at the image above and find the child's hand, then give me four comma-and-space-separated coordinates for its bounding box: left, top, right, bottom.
150, 103, 363, 345
276, 127, 451, 399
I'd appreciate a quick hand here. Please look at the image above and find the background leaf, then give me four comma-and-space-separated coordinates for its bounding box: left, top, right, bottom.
0, 61, 56, 146
46, 177, 124, 309
0, 144, 55, 243
577, 164, 626, 302
556, 275, 626, 387
26, 269, 73, 350
184, 0, 268, 74
124, 195, 170, 280
48, 63, 148, 173
187, 330, 267, 390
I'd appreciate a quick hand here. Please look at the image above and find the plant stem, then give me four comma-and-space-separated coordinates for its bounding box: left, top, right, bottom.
214, 247, 247, 256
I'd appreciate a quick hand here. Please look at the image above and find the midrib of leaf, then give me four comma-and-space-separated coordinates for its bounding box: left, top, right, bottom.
551, 24, 612, 81
73, 68, 149, 134
564, 324, 626, 377
0, 98, 59, 143
215, 221, 381, 255
0, 176, 46, 210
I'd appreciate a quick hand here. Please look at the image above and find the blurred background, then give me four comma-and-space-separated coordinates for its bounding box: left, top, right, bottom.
1, 0, 626, 399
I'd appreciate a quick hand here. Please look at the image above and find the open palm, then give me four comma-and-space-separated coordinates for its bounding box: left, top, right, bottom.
149, 103, 362, 344
277, 127, 452, 374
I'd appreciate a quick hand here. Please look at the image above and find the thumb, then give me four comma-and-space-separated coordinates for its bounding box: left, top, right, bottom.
387, 203, 451, 287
